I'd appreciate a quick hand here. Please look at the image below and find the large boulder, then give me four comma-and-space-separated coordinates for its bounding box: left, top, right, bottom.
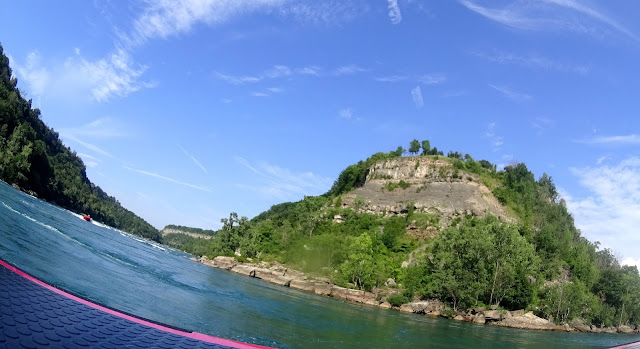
473, 313, 487, 324
493, 311, 555, 331
253, 268, 292, 286
473, 314, 486, 324
314, 283, 332, 296
408, 300, 445, 314
569, 318, 592, 332
510, 309, 525, 317
213, 256, 237, 270
618, 325, 634, 334
482, 310, 503, 322
290, 279, 315, 292
230, 264, 254, 276
399, 304, 414, 313
378, 302, 391, 309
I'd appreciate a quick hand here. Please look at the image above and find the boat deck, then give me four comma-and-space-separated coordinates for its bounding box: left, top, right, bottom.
0, 259, 271, 349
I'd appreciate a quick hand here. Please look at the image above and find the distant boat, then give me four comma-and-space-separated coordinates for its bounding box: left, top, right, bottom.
82, 215, 91, 222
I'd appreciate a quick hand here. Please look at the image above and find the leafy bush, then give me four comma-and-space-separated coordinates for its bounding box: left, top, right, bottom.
387, 294, 409, 307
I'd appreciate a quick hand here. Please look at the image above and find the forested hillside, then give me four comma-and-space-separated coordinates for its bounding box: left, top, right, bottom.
165, 140, 640, 328
0, 44, 159, 241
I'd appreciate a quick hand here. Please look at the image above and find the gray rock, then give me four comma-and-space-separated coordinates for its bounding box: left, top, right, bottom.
314, 283, 332, 296
473, 314, 486, 324
378, 302, 391, 309
213, 256, 237, 270
618, 325, 634, 334
290, 279, 315, 292
483, 310, 503, 321
494, 311, 555, 331
230, 264, 254, 276
569, 318, 592, 332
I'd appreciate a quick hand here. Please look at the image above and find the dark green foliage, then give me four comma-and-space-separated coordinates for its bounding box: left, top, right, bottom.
409, 139, 420, 155
420, 140, 430, 155
447, 151, 463, 160
387, 294, 409, 307
384, 180, 411, 191
0, 44, 159, 241
327, 151, 400, 196
479, 159, 493, 170
408, 216, 539, 311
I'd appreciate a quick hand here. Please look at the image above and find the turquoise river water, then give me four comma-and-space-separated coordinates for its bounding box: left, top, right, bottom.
1, 181, 639, 348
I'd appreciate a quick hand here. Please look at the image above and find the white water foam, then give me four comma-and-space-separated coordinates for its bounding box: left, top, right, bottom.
2, 201, 65, 236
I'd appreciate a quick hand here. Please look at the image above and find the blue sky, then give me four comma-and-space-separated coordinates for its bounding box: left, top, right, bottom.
1, 0, 639, 267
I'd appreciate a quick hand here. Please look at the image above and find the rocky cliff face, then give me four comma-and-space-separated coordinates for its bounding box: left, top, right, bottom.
161, 228, 213, 240
341, 157, 515, 228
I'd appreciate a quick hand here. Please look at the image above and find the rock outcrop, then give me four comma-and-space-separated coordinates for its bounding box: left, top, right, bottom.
161, 228, 213, 240
341, 157, 515, 228
493, 311, 557, 331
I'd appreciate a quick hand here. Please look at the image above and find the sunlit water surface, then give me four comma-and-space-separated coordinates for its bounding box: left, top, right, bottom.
1, 181, 638, 348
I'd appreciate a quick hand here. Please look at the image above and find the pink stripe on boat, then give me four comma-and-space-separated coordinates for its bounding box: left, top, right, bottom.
0, 259, 274, 349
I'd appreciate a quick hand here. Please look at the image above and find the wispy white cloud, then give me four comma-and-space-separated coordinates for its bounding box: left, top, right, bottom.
387, 0, 402, 24
541, 0, 637, 40
418, 74, 447, 85
123, 0, 291, 48
124, 166, 212, 192
460, 0, 637, 40
337, 107, 362, 121
440, 90, 468, 98
411, 86, 424, 108
216, 63, 367, 85
77, 153, 101, 168
62, 135, 114, 159
489, 84, 532, 102
295, 66, 321, 75
59, 118, 127, 160
251, 92, 269, 97
577, 134, 640, 145
486, 122, 504, 151
339, 108, 354, 120
474, 51, 591, 75
214, 72, 262, 85
531, 117, 554, 134
331, 64, 367, 76
375, 75, 409, 82
234, 156, 331, 200
375, 73, 447, 84
60, 118, 128, 140
12, 49, 155, 103
562, 157, 640, 264
11, 51, 49, 103
278, 1, 363, 25
178, 145, 208, 174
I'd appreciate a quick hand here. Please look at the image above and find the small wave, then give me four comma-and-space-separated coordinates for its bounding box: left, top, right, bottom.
2, 201, 64, 235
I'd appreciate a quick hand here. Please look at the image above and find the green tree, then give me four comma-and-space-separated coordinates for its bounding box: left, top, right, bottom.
340, 233, 376, 290
409, 139, 420, 155
421, 140, 431, 155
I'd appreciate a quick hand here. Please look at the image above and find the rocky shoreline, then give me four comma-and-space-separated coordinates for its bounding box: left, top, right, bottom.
193, 256, 639, 335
